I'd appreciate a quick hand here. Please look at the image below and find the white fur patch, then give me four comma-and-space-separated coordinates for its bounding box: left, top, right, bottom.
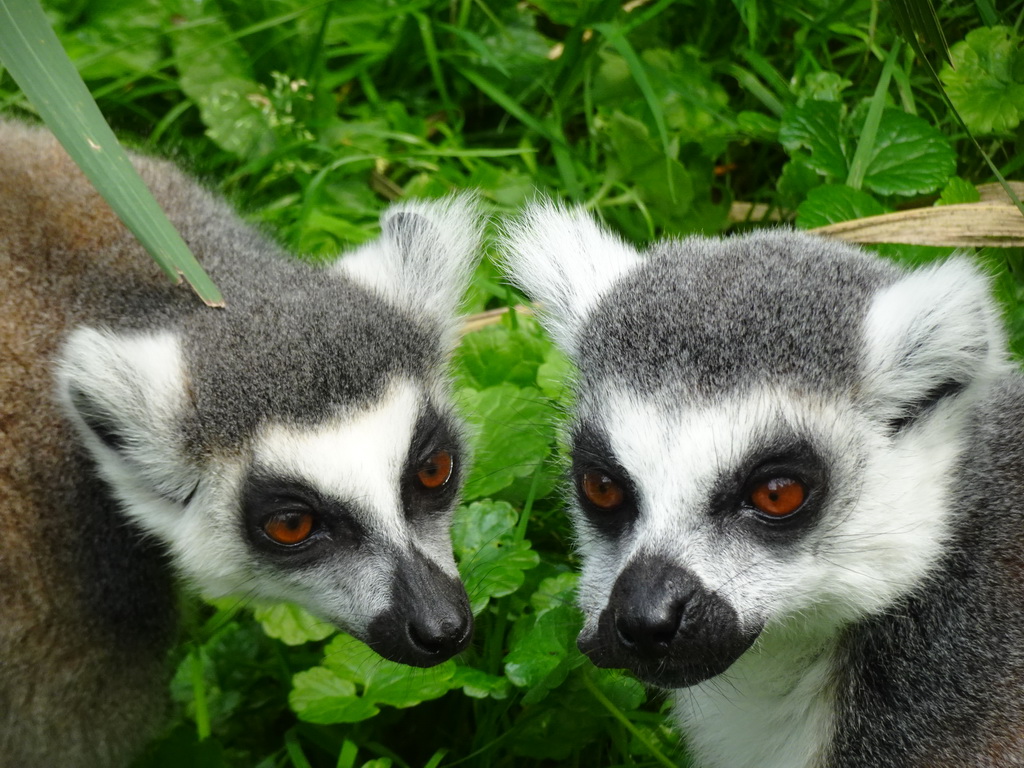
252, 379, 422, 544
674, 621, 837, 768
56, 327, 197, 502
861, 256, 1009, 426
334, 193, 484, 349
498, 200, 643, 355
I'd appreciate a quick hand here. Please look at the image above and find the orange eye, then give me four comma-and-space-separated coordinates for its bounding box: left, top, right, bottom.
418, 450, 454, 489
581, 471, 625, 510
264, 510, 315, 545
750, 478, 806, 517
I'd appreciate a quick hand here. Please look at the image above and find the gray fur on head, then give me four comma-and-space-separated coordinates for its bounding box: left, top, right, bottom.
54, 190, 484, 626
500, 199, 1024, 768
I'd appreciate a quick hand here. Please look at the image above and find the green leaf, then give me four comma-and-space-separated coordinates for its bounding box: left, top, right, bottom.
779, 100, 849, 180
509, 668, 651, 761
602, 111, 695, 233
530, 0, 587, 26
503, 574, 583, 703
458, 384, 556, 499
936, 177, 981, 206
504, 604, 583, 703
60, 0, 164, 80
291, 634, 460, 724
252, 603, 335, 646
458, 67, 563, 147
457, 320, 551, 390
889, 0, 950, 70
859, 109, 956, 196
776, 159, 822, 211
736, 110, 779, 141
795, 184, 887, 229
589, 668, 646, 712
940, 26, 1024, 135
451, 665, 512, 700
167, 0, 273, 158
846, 43, 900, 191
594, 25, 673, 193
289, 668, 378, 724
536, 345, 574, 403
529, 571, 578, 613
322, 635, 458, 708
781, 102, 956, 197
794, 71, 852, 104
452, 500, 540, 613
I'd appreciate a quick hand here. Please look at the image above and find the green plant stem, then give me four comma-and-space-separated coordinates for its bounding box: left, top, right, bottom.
847, 41, 901, 190
515, 464, 544, 545
285, 729, 314, 768
581, 672, 678, 768
190, 648, 211, 741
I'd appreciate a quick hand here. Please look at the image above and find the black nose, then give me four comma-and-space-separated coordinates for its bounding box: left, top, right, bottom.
614, 598, 684, 657
365, 551, 473, 667
407, 608, 472, 659
577, 553, 759, 687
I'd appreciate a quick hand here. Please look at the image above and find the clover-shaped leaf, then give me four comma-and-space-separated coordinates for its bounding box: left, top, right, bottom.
941, 26, 1024, 135
253, 603, 335, 646
289, 634, 459, 724
453, 500, 540, 613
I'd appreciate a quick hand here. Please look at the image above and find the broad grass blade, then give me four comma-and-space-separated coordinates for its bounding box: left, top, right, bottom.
0, 0, 224, 307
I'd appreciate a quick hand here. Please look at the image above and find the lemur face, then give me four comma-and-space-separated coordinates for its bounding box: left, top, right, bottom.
57, 197, 481, 667
501, 203, 1007, 687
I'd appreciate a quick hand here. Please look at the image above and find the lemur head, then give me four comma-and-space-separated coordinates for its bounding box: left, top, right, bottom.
502, 202, 1009, 687
56, 196, 481, 667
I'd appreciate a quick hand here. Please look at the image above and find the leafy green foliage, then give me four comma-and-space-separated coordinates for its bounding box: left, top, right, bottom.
941, 26, 1024, 135
291, 635, 460, 724
254, 603, 335, 646
796, 184, 887, 229
780, 102, 955, 197
937, 177, 981, 206
5, 0, 1024, 766
454, 500, 540, 614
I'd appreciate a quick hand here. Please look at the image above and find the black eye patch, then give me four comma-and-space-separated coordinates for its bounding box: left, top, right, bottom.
570, 421, 640, 538
241, 471, 367, 566
401, 405, 464, 521
708, 436, 830, 542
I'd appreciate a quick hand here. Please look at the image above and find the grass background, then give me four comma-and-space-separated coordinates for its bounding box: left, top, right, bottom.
2, 0, 1024, 766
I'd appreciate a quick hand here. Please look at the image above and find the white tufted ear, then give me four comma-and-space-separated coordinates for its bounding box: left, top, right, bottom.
498, 200, 643, 355
333, 193, 485, 347
861, 257, 1008, 432
56, 327, 198, 502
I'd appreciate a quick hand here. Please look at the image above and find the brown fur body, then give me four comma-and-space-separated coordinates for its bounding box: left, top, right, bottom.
0, 122, 270, 766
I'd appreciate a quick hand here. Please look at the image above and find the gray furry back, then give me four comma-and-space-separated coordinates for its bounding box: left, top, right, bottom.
831, 376, 1024, 767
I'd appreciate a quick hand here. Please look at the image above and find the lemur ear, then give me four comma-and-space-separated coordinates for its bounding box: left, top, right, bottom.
861, 257, 1007, 433
334, 193, 484, 346
499, 200, 643, 354
56, 327, 198, 502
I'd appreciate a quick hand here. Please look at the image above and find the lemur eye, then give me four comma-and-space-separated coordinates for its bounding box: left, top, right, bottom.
263, 510, 315, 546
417, 450, 454, 490
749, 477, 806, 517
581, 470, 625, 510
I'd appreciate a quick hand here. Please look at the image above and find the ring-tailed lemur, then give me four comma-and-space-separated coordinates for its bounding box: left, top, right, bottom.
0, 120, 480, 768
501, 201, 1024, 768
